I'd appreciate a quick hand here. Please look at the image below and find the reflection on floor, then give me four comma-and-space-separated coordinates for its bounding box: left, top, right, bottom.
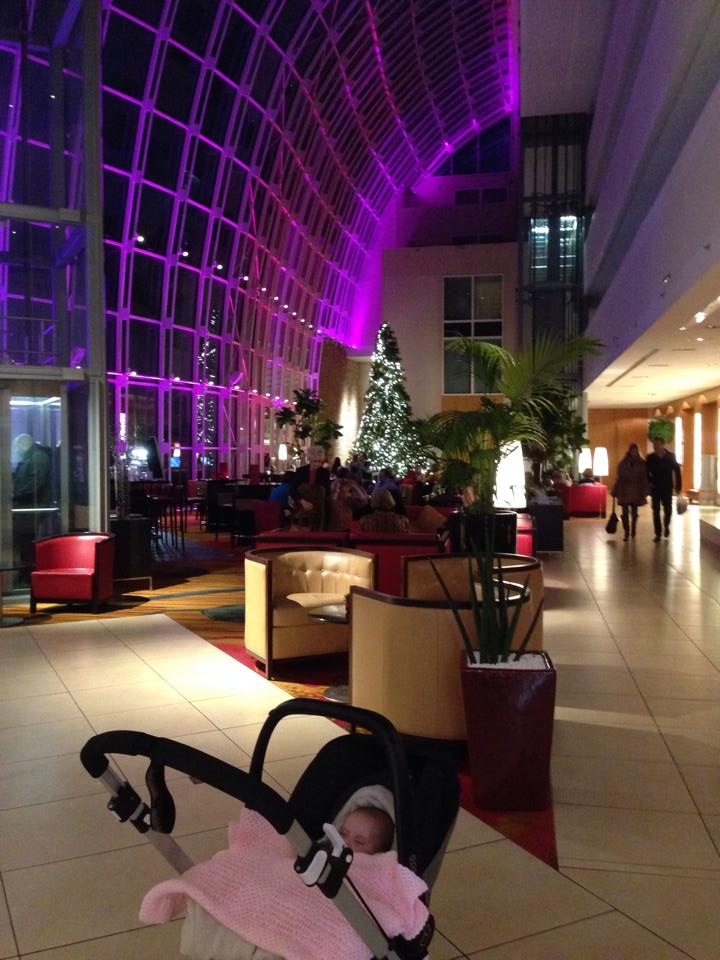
0, 509, 719, 958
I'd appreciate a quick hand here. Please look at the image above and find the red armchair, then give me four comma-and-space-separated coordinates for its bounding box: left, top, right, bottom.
30, 533, 116, 614
558, 483, 608, 518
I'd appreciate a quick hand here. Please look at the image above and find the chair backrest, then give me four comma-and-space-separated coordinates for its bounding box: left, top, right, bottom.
348, 531, 441, 596
35, 533, 114, 570
261, 549, 375, 598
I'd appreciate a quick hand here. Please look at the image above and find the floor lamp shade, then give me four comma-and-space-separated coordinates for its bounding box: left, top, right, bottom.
494, 442, 527, 509
593, 446, 609, 478
578, 447, 592, 474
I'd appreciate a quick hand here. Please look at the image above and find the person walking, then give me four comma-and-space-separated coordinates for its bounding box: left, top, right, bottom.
646, 436, 682, 541
611, 443, 650, 541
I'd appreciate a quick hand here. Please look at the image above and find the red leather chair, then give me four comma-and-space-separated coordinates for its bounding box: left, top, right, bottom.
558, 483, 608, 518
30, 533, 116, 614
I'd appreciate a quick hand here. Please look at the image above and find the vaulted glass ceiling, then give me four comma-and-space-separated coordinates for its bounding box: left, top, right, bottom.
0, 0, 515, 472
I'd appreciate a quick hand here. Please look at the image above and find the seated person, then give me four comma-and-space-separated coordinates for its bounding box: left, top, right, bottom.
577, 468, 598, 484
268, 470, 295, 526
358, 489, 410, 533
328, 468, 370, 530
290, 482, 326, 530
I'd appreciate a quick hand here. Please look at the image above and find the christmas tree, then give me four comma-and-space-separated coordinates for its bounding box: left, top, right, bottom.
354, 323, 424, 474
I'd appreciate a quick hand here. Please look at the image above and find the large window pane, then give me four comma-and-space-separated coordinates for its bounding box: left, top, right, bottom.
443, 277, 471, 321
473, 276, 502, 319
128, 320, 159, 375
443, 345, 470, 394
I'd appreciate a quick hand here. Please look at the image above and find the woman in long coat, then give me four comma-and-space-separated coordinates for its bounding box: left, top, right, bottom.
611, 443, 651, 540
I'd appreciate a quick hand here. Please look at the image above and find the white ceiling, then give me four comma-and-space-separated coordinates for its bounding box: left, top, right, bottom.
520, 0, 614, 116
585, 262, 720, 408
521, 0, 720, 411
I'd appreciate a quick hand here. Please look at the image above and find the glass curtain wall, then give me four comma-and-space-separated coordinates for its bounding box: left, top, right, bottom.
0, 0, 104, 571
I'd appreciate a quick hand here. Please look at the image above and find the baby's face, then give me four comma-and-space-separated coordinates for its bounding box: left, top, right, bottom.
339, 810, 384, 854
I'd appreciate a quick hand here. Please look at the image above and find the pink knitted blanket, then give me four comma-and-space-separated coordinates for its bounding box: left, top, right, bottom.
140, 810, 428, 960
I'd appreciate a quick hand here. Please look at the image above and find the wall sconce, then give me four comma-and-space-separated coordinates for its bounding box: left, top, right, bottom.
592, 447, 609, 478
278, 443, 288, 464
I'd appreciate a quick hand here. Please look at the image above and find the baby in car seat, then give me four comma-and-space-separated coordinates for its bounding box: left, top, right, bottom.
338, 806, 394, 854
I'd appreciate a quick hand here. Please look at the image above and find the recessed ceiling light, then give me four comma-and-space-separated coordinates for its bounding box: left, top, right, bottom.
679, 326, 686, 331
695, 312, 706, 323
696, 337, 704, 342
662, 274, 671, 283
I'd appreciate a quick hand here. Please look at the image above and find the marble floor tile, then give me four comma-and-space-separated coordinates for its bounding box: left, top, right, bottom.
466, 910, 689, 959
554, 803, 720, 870
552, 718, 672, 761
563, 868, 720, 960
430, 841, 606, 954
678, 764, 720, 815
552, 754, 695, 812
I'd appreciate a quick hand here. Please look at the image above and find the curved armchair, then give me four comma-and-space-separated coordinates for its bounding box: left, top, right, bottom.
244, 548, 375, 677
349, 587, 472, 741
31, 533, 116, 614
402, 552, 544, 651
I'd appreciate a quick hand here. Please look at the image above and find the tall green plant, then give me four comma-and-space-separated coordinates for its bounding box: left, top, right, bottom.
275, 388, 343, 458
429, 533, 544, 664
426, 333, 602, 512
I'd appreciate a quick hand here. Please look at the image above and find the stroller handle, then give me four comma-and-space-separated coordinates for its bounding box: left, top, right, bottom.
250, 699, 415, 863
80, 730, 293, 835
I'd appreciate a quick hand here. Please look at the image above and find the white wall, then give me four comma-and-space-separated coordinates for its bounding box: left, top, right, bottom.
382, 243, 518, 419
583, 0, 720, 386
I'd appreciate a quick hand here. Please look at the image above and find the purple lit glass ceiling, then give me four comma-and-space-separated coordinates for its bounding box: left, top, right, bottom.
0, 0, 515, 475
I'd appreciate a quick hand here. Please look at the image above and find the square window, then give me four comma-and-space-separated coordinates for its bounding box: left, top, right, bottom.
156, 46, 200, 124
130, 254, 164, 319
103, 14, 154, 99
128, 320, 159, 375
145, 116, 185, 189
103, 93, 140, 171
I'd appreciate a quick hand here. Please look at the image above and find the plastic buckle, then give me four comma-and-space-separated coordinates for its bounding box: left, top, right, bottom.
294, 823, 353, 897
107, 782, 151, 834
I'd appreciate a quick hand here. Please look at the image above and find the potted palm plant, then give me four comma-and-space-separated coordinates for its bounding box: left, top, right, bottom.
424, 333, 601, 552
431, 540, 553, 810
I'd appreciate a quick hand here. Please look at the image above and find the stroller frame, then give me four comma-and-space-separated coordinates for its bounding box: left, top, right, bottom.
81, 698, 457, 960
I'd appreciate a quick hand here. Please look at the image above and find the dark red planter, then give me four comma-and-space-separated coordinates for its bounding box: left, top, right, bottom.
461, 651, 556, 810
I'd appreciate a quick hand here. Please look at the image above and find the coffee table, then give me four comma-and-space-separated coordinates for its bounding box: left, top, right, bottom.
0, 565, 30, 627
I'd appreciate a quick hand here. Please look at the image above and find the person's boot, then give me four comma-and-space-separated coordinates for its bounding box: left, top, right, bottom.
622, 522, 629, 542
664, 523, 670, 538
631, 519, 637, 538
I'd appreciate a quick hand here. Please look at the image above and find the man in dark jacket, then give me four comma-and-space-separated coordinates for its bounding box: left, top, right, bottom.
646, 436, 682, 541
12, 434, 53, 506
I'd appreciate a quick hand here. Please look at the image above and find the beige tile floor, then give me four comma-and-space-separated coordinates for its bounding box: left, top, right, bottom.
1, 509, 719, 958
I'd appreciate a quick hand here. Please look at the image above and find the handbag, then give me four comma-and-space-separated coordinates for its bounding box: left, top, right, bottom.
605, 497, 619, 534
676, 494, 688, 515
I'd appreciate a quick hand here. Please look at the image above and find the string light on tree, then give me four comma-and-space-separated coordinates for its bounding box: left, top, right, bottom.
354, 323, 425, 475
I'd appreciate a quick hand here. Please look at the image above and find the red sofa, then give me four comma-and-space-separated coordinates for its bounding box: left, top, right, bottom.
254, 529, 350, 551
31, 533, 116, 614
558, 483, 608, 518
348, 527, 443, 595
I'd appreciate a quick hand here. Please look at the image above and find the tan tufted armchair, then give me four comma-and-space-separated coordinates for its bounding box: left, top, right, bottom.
244, 548, 375, 677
